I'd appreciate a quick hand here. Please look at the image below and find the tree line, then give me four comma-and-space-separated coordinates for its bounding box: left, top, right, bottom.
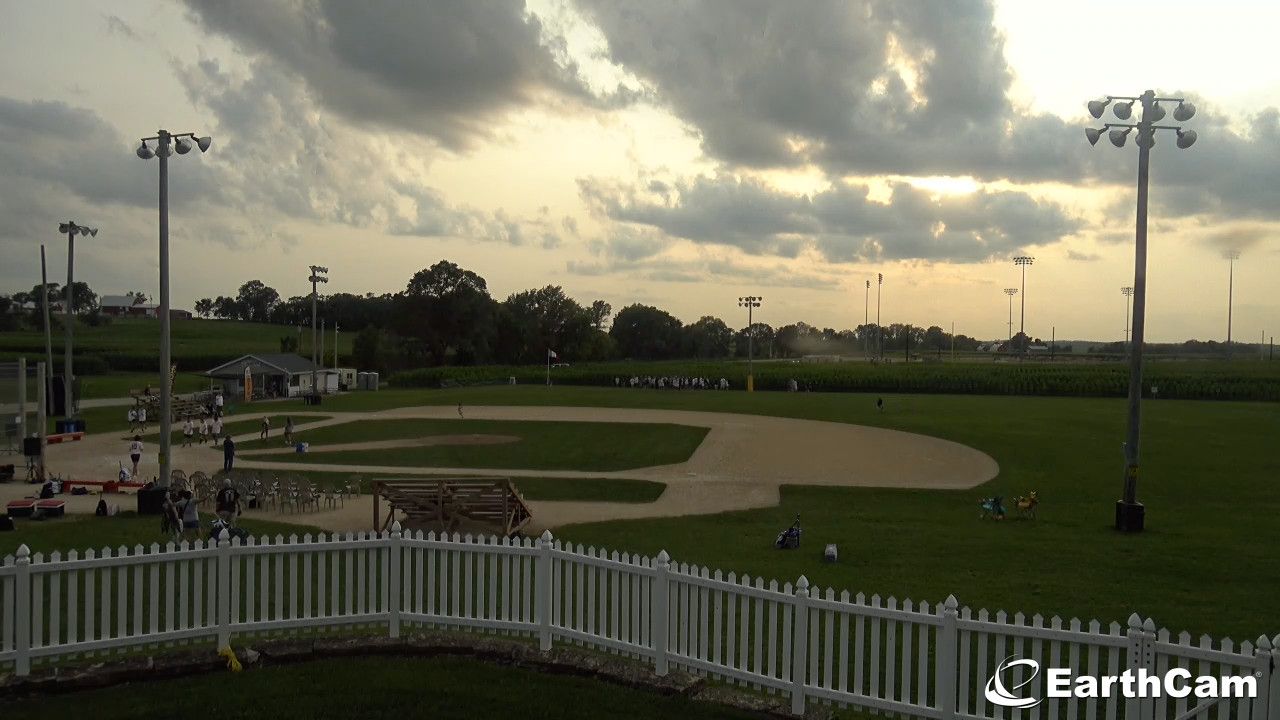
182, 260, 992, 371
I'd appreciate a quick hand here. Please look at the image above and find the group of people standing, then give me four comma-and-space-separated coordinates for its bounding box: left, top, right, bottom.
618, 376, 730, 390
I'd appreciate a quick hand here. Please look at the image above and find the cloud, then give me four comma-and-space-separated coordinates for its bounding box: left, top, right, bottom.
579, 173, 1081, 263
1066, 249, 1101, 262
103, 14, 140, 40
182, 0, 598, 149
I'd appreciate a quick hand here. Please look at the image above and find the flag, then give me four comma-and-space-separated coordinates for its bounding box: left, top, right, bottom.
548, 349, 558, 359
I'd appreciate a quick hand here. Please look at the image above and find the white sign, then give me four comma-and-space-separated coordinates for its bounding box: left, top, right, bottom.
985, 656, 1258, 709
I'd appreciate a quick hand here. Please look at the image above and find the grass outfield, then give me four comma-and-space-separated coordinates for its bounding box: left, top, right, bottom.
0, 656, 760, 719
242, 418, 709, 472
253, 385, 1278, 639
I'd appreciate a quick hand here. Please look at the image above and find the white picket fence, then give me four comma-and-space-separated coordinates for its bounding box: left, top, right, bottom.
0, 528, 1275, 719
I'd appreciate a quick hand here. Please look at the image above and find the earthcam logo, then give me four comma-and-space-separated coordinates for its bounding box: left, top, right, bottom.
984, 656, 1259, 708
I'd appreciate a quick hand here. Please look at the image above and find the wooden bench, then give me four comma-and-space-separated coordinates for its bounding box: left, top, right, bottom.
372, 477, 532, 537
6, 499, 35, 518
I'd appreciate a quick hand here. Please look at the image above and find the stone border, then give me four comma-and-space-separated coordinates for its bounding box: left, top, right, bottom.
0, 632, 837, 719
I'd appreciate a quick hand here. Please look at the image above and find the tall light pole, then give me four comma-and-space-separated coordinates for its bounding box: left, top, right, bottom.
309, 266, 329, 398
875, 273, 883, 360
136, 129, 212, 487
40, 246, 56, 413
1225, 250, 1240, 359
1003, 288, 1018, 342
738, 296, 761, 392
1012, 256, 1034, 350
1086, 90, 1198, 532
863, 280, 870, 361
1121, 286, 1134, 355
58, 221, 97, 419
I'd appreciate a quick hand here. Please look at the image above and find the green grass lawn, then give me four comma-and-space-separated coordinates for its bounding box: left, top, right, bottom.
255, 385, 1280, 640
0, 512, 324, 557
241, 418, 709, 472
76, 371, 211, 399
0, 655, 759, 720
0, 317, 353, 357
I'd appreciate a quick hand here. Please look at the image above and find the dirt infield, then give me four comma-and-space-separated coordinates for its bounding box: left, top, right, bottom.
22, 406, 998, 533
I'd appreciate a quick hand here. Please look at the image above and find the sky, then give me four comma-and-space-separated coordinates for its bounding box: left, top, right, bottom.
0, 0, 1276, 344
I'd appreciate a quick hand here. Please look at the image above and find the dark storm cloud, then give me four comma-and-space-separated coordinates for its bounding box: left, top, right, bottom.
579, 174, 1080, 264
182, 0, 594, 148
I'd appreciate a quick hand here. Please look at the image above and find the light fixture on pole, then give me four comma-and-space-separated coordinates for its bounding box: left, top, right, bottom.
1225, 250, 1240, 359
738, 296, 761, 392
136, 129, 211, 489
1085, 90, 1197, 532
309, 266, 329, 400
1121, 286, 1135, 354
1012, 256, 1034, 351
1003, 288, 1018, 343
57, 221, 97, 420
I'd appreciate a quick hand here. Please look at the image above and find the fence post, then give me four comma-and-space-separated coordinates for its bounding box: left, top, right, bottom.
653, 550, 670, 677
936, 595, 959, 719
215, 530, 231, 649
388, 522, 402, 638
536, 530, 553, 652
1249, 634, 1273, 719
790, 576, 810, 716
14, 545, 30, 677
1269, 634, 1279, 720
1123, 613, 1144, 720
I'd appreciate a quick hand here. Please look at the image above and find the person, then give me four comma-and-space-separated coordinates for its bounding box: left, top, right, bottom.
127, 407, 138, 432
214, 392, 224, 419
223, 434, 236, 473
259, 416, 270, 440
211, 416, 223, 444
215, 478, 241, 527
178, 489, 199, 541
199, 415, 210, 443
284, 416, 294, 446
137, 406, 147, 431
457, 403, 464, 419
181, 416, 194, 447
161, 488, 182, 541
876, 397, 884, 413
129, 435, 144, 478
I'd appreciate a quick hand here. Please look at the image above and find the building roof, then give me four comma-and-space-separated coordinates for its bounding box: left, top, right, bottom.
101, 294, 158, 310
206, 353, 320, 377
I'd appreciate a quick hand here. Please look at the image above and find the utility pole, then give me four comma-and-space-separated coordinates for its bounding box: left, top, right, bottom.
876, 273, 883, 361
1226, 250, 1239, 359
950, 321, 955, 361
738, 296, 762, 391
39, 246, 55, 414
1121, 286, 1134, 357
864, 280, 870, 361
59, 221, 97, 419
308, 266, 328, 400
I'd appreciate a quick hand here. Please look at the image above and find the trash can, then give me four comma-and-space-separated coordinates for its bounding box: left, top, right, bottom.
55, 419, 72, 434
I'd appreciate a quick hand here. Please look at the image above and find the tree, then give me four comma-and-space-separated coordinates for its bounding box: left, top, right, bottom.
235, 280, 280, 322
212, 295, 239, 319
609, 304, 684, 359
399, 261, 493, 365
194, 298, 213, 318
684, 316, 732, 358
501, 286, 593, 363
588, 300, 612, 330
63, 281, 98, 312
127, 291, 150, 305
734, 322, 775, 358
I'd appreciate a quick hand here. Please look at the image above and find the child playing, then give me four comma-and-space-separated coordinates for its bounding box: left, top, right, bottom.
182, 417, 194, 447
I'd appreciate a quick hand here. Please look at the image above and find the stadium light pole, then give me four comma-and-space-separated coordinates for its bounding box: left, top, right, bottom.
1013, 257, 1034, 351
1003, 288, 1018, 343
1225, 250, 1240, 359
864, 280, 870, 361
738, 296, 761, 392
59, 221, 97, 419
309, 266, 329, 398
136, 129, 211, 488
875, 273, 884, 360
1121, 286, 1134, 355
1086, 89, 1198, 532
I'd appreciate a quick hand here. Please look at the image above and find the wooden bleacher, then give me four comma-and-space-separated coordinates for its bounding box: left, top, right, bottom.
372, 477, 533, 537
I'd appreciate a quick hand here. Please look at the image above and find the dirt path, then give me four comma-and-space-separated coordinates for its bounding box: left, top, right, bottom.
21, 405, 999, 534
238, 434, 520, 456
